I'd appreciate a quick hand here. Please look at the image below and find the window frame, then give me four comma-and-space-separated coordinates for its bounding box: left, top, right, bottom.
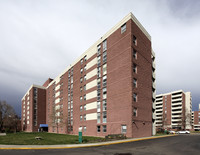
103, 125, 107, 132
97, 125, 101, 132
133, 93, 137, 102
121, 23, 126, 33
121, 125, 127, 134
133, 107, 137, 117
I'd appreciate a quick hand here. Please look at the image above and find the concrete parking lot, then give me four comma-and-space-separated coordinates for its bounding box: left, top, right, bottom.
0, 134, 200, 155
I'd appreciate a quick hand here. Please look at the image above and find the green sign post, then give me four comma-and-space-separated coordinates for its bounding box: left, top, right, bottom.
79, 128, 82, 143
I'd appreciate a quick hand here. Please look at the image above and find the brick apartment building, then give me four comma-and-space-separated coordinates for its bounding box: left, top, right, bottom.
155, 90, 192, 130
192, 104, 200, 131
21, 12, 156, 138
21, 85, 46, 132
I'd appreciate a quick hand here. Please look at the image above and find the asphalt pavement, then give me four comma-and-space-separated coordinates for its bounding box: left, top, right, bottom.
0, 134, 200, 155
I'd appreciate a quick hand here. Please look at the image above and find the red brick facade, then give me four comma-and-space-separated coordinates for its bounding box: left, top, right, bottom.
155, 90, 192, 130
22, 13, 154, 138
21, 86, 46, 132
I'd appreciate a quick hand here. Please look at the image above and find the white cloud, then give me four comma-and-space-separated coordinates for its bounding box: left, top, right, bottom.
0, 0, 200, 113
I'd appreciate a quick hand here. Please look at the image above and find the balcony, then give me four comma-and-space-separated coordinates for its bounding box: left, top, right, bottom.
171, 93, 182, 98
156, 100, 163, 104
172, 110, 182, 114
152, 113, 156, 120
152, 82, 156, 89
171, 102, 182, 106
171, 114, 182, 118
152, 72, 156, 79
171, 123, 181, 126
155, 108, 163, 112
152, 62, 156, 70
156, 105, 163, 109
171, 106, 182, 110
172, 119, 182, 122
172, 98, 182, 103
152, 92, 156, 100
155, 119, 162, 122
156, 116, 162, 119
152, 103, 156, 109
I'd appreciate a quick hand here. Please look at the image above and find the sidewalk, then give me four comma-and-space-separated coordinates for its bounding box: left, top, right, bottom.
0, 135, 176, 150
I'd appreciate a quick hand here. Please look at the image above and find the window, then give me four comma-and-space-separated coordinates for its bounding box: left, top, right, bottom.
84, 65, 87, 71
133, 64, 137, 73
97, 126, 101, 132
103, 64, 107, 75
97, 101, 101, 112
79, 126, 82, 132
133, 93, 137, 102
97, 113, 101, 123
133, 49, 137, 59
133, 107, 137, 116
103, 100, 107, 111
103, 125, 107, 132
97, 79, 101, 89
133, 35, 137, 45
103, 87, 107, 99
71, 76, 73, 83
84, 94, 86, 100
84, 55, 87, 61
80, 77, 83, 83
80, 105, 82, 111
84, 75, 86, 81
84, 126, 86, 132
81, 59, 83, 64
103, 112, 107, 123
97, 56, 101, 66
133, 78, 137, 88
84, 104, 86, 111
80, 68, 83, 74
121, 125, 127, 133
103, 51, 107, 63
103, 39, 107, 52
84, 114, 86, 121
97, 89, 101, 100
80, 86, 82, 92
97, 44, 101, 55
103, 75, 107, 87
97, 67, 101, 78
121, 23, 126, 33
80, 115, 82, 121
80, 96, 82, 102
71, 67, 73, 74
84, 85, 86, 91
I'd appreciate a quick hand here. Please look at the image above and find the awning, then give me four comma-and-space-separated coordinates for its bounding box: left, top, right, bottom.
39, 124, 48, 128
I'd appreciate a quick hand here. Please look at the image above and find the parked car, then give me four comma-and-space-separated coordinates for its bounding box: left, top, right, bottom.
169, 130, 176, 134
177, 130, 190, 134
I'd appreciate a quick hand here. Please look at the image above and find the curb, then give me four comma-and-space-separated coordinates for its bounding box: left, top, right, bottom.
0, 134, 177, 150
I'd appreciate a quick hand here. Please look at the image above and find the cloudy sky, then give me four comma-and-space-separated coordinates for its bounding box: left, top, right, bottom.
0, 0, 200, 115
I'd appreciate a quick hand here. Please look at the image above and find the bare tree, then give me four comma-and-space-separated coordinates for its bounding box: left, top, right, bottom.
0, 100, 20, 133
162, 112, 168, 129
182, 108, 192, 130
49, 104, 66, 134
